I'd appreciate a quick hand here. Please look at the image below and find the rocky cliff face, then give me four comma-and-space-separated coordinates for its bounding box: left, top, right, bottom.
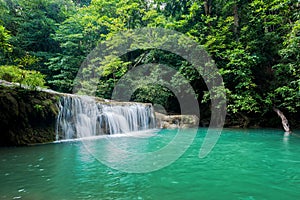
0, 85, 59, 146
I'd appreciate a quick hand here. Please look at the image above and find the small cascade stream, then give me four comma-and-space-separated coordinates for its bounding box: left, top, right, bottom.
56, 95, 156, 140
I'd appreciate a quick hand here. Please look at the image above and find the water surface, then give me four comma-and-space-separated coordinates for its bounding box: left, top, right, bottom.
1, 128, 300, 199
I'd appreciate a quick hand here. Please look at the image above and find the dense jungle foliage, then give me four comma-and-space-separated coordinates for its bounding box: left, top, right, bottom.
0, 0, 299, 127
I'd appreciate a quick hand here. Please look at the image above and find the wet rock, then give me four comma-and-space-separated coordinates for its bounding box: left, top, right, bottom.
0, 85, 59, 146
155, 112, 199, 129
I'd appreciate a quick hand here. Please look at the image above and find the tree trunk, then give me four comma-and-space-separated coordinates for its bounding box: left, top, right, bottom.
273, 108, 291, 133
233, 4, 239, 34
238, 112, 250, 128
204, 0, 212, 16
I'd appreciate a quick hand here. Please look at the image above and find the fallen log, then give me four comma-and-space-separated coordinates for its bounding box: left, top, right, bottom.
273, 107, 292, 133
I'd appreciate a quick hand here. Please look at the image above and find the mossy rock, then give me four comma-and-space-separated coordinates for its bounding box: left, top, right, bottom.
0, 85, 59, 146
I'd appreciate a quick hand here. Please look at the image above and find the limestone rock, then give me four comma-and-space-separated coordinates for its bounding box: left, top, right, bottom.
155, 112, 199, 129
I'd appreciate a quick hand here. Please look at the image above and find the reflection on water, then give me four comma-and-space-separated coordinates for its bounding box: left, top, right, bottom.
283, 132, 290, 147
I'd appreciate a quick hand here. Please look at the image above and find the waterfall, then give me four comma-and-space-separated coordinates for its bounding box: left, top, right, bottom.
56, 95, 156, 140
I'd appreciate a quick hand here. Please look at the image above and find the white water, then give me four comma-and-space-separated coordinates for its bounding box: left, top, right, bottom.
56, 96, 156, 140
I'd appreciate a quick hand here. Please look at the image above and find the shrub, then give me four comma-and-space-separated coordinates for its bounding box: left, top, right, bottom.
0, 65, 46, 90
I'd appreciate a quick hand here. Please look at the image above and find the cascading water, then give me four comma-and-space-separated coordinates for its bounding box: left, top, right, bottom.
56, 95, 156, 140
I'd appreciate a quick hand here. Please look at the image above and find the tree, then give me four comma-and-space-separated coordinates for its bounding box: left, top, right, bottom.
271, 20, 300, 113
0, 0, 75, 78
47, 1, 113, 92
0, 25, 12, 59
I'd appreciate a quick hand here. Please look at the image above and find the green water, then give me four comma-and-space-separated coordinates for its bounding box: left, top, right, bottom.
1, 128, 300, 200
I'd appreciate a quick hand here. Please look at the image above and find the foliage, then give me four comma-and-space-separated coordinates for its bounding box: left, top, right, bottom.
0, 65, 46, 89
0, 0, 299, 125
271, 20, 300, 113
0, 25, 12, 54
0, 0, 75, 77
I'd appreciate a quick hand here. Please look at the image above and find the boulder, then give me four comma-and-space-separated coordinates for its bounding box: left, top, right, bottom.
155, 112, 199, 129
